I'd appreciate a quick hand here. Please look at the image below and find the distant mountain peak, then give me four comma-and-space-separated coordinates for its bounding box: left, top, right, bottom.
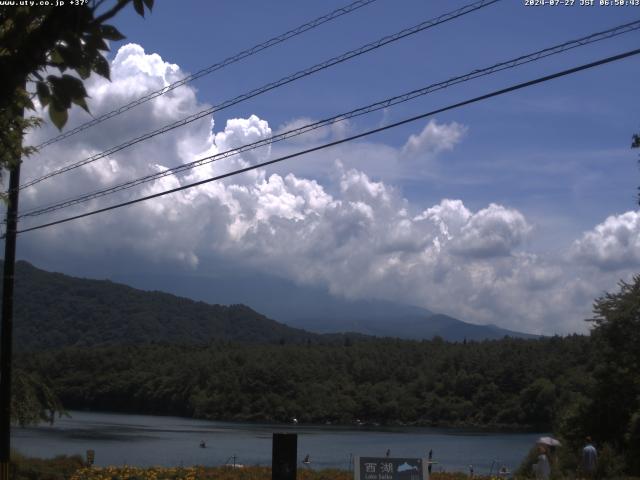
112, 267, 538, 342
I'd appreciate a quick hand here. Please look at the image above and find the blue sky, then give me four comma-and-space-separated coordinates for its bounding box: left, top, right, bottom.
13, 0, 640, 334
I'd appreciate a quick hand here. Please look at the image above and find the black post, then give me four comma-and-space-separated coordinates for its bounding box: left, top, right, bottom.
0, 161, 21, 480
272, 433, 297, 480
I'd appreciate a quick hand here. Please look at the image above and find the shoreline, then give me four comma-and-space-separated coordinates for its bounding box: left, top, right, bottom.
13, 410, 542, 474
56, 408, 545, 435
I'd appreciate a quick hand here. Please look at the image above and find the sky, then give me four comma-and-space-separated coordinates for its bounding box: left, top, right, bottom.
8, 0, 640, 335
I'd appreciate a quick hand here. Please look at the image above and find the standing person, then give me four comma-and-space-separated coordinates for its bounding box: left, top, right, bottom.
581, 437, 597, 478
534, 445, 551, 480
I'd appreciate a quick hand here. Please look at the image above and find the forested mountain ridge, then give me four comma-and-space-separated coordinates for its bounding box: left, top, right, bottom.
4, 260, 535, 350
4, 261, 325, 350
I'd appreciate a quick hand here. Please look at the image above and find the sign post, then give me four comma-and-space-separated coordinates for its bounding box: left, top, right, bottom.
354, 457, 429, 480
272, 433, 297, 480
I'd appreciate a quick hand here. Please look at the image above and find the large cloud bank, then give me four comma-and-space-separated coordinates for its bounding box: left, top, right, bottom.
570, 211, 640, 271
17, 44, 640, 335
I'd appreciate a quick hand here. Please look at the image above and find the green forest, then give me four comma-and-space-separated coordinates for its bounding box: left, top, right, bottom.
20, 336, 590, 430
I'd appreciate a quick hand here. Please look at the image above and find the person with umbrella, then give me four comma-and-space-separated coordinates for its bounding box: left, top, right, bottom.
533, 445, 551, 480
531, 437, 560, 480
580, 436, 597, 479
538, 437, 561, 472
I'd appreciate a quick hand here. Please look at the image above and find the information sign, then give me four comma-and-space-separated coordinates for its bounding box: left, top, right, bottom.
354, 457, 428, 480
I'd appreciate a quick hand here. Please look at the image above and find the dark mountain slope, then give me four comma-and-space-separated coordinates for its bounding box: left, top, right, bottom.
5, 261, 320, 351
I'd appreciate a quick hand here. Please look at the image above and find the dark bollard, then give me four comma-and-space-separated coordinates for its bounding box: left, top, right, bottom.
272, 433, 297, 480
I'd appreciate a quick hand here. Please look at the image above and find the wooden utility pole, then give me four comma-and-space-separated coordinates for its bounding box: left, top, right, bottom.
0, 136, 22, 480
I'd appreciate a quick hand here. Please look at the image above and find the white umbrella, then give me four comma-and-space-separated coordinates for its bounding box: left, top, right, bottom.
537, 436, 561, 447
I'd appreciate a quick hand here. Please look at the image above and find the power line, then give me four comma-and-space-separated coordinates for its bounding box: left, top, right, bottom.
13, 48, 640, 237
19, 0, 500, 191
34, 0, 380, 150
17, 19, 640, 219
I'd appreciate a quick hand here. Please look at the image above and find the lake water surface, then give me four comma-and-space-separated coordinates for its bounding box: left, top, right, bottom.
13, 411, 542, 475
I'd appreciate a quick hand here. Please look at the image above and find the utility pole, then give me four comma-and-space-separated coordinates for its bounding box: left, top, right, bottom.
0, 115, 23, 480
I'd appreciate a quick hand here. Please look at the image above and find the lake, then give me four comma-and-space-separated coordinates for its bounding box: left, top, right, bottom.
12, 411, 543, 475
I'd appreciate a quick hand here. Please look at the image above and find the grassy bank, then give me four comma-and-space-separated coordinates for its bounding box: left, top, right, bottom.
68, 465, 640, 480
69, 466, 484, 480
11, 454, 486, 480
11, 452, 84, 480
14, 454, 640, 480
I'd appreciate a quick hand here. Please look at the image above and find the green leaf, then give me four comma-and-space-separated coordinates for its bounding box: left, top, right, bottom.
100, 24, 125, 41
60, 74, 87, 99
72, 96, 90, 113
49, 49, 68, 72
57, 45, 82, 69
47, 75, 72, 109
76, 64, 90, 80
63, 35, 82, 55
49, 48, 64, 65
133, 0, 145, 17
142, 0, 154, 10
92, 54, 110, 80
92, 37, 110, 52
60, 75, 90, 113
49, 105, 68, 131
36, 81, 51, 107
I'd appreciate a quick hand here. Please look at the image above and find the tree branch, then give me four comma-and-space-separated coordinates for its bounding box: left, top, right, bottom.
92, 0, 130, 26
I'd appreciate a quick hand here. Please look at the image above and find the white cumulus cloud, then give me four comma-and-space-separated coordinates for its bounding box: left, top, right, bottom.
401, 119, 467, 158
570, 211, 640, 271
14, 43, 640, 336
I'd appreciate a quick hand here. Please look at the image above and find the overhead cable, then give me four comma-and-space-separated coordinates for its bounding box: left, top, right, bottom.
19, 0, 500, 191
12, 47, 640, 237
18, 19, 640, 219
